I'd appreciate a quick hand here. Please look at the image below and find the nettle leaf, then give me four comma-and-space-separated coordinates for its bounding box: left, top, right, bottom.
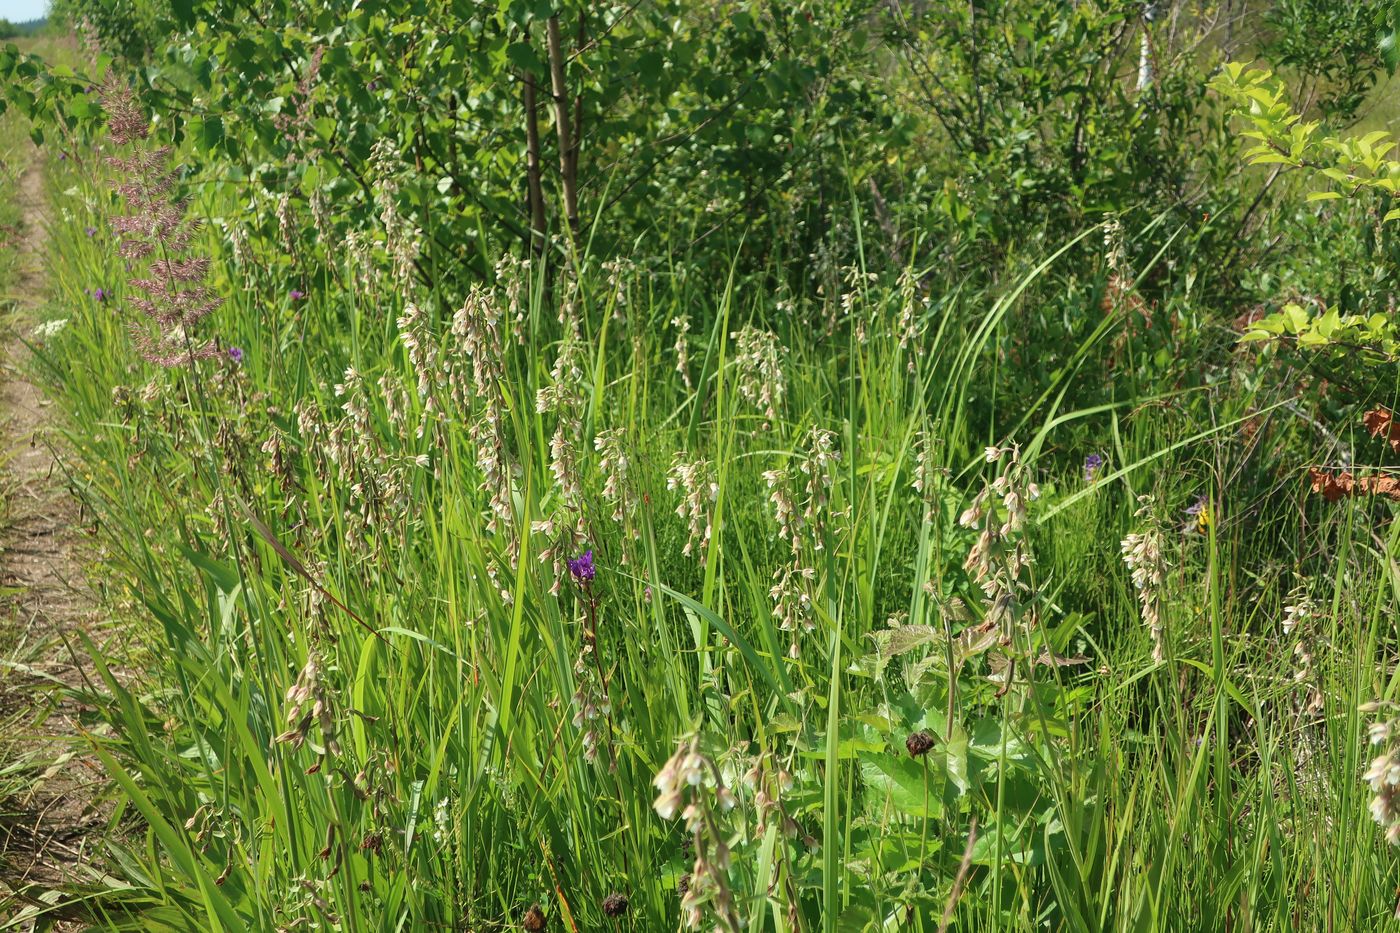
969, 718, 1034, 767
866, 624, 940, 679
944, 726, 971, 794
801, 721, 884, 759
834, 903, 878, 933
860, 752, 941, 818
853, 709, 893, 733
968, 812, 1054, 866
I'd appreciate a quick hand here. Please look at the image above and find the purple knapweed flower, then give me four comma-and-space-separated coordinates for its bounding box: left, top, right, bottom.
228, 346, 244, 364
57, 152, 66, 161
84, 226, 97, 237
568, 550, 596, 585
91, 287, 108, 302
289, 289, 305, 301
1084, 453, 1104, 482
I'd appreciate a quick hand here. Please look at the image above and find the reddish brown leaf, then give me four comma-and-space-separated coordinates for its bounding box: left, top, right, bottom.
1308, 468, 1400, 502
1309, 468, 1353, 502
1360, 474, 1400, 500
1365, 407, 1400, 453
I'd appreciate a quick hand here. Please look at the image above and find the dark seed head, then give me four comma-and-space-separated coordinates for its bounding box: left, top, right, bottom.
602, 892, 629, 916
678, 872, 691, 897
523, 904, 546, 931
905, 730, 936, 758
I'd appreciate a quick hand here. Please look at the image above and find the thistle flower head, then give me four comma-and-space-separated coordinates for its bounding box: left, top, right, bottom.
906, 730, 935, 757
601, 893, 629, 917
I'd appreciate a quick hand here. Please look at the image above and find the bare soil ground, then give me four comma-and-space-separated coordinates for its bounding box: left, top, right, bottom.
0, 149, 114, 921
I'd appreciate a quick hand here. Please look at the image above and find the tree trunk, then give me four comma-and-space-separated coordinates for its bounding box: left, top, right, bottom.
522, 66, 548, 259
546, 16, 579, 241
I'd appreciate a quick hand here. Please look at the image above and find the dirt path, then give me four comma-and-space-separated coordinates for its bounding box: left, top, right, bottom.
0, 150, 109, 907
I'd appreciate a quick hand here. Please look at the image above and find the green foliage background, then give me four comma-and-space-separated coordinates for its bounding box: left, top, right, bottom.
3, 1, 1400, 930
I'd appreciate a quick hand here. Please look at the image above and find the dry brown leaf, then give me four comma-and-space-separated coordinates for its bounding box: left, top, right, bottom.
1358, 475, 1400, 500
1035, 649, 1091, 668
1309, 468, 1353, 502
1364, 407, 1400, 453
1308, 468, 1400, 503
